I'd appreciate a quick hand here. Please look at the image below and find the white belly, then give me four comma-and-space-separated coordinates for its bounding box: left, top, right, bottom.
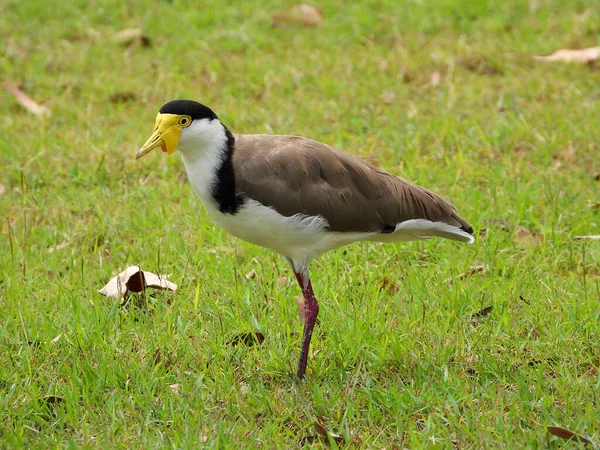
200, 198, 372, 264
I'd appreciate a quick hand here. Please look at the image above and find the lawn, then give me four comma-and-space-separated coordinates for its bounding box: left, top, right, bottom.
1, 0, 599, 447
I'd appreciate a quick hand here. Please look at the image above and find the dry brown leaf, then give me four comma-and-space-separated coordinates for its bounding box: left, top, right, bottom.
378, 277, 401, 293
111, 28, 151, 47
314, 421, 346, 445
169, 384, 181, 394
5, 79, 50, 116
245, 269, 257, 280
273, 4, 323, 27
574, 235, 600, 240
448, 263, 488, 284
534, 47, 600, 63
547, 426, 596, 447
98, 266, 177, 300
51, 333, 62, 344
515, 227, 544, 245
471, 305, 493, 320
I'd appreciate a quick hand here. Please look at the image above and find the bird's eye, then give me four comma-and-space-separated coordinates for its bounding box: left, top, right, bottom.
178, 116, 192, 127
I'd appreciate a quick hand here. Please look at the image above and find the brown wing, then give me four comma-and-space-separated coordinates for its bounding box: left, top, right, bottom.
232, 134, 472, 234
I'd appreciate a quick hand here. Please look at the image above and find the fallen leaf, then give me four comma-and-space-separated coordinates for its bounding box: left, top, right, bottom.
314, 421, 346, 445
378, 277, 401, 293
471, 305, 493, 319
111, 28, 151, 47
50, 333, 62, 344
430, 71, 441, 86
574, 235, 600, 240
245, 269, 257, 280
295, 296, 305, 323
515, 227, 544, 245
98, 266, 177, 301
168, 384, 180, 394
448, 263, 488, 284
547, 426, 596, 447
5, 79, 50, 116
227, 332, 265, 347
534, 47, 600, 63
273, 4, 323, 27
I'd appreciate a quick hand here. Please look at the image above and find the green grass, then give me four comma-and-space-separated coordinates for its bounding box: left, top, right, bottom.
1, 0, 600, 447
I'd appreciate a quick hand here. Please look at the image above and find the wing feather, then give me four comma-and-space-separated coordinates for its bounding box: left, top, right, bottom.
232, 134, 472, 234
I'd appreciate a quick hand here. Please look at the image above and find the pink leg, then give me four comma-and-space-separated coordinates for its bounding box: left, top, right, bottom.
294, 270, 319, 382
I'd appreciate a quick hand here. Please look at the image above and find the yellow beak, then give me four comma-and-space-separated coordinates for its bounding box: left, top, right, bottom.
136, 113, 184, 159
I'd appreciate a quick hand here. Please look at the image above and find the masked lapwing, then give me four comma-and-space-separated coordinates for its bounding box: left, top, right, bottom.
136, 100, 474, 381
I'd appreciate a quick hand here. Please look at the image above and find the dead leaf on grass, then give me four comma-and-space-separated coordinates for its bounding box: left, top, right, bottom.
574, 235, 600, 240
378, 277, 401, 293
273, 4, 323, 27
168, 384, 180, 394
514, 227, 544, 245
471, 305, 493, 319
547, 426, 597, 447
5, 79, 50, 116
534, 47, 600, 63
111, 28, 152, 47
449, 263, 488, 284
245, 269, 257, 280
98, 266, 177, 301
50, 333, 62, 344
314, 421, 346, 445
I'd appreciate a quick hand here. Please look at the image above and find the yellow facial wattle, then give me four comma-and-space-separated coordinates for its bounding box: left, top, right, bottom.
136, 113, 192, 159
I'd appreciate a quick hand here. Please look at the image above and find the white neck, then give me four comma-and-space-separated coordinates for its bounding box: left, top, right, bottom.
177, 118, 229, 202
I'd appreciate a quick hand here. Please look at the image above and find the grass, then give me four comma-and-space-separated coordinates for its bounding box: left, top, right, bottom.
1, 0, 600, 447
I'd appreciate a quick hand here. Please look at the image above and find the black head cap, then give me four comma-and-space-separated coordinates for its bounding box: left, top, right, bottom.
159, 100, 218, 121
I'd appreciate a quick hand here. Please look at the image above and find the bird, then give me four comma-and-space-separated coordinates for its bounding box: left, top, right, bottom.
136, 100, 474, 382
